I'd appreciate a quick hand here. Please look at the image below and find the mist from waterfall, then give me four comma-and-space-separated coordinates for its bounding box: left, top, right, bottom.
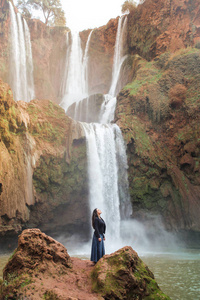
9, 2, 35, 102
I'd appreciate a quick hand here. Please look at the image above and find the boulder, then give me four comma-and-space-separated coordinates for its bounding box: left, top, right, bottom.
91, 246, 171, 300
3, 229, 72, 280
0, 230, 171, 300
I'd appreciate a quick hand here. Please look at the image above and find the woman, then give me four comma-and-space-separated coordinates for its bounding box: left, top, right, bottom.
91, 208, 106, 264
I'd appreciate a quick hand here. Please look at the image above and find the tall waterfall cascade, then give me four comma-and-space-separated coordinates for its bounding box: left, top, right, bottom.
60, 16, 131, 245
9, 2, 35, 102
60, 30, 93, 112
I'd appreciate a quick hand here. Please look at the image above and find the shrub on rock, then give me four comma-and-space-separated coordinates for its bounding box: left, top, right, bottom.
169, 84, 187, 109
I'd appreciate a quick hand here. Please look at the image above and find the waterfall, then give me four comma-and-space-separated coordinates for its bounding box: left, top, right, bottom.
82, 123, 127, 242
109, 15, 128, 97
59, 17, 130, 246
60, 31, 70, 97
100, 15, 128, 123
60, 30, 93, 112
83, 30, 93, 95
23, 19, 35, 101
17, 13, 28, 100
9, 2, 35, 102
99, 94, 117, 124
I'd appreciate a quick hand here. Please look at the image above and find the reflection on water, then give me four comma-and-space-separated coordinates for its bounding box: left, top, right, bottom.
0, 250, 200, 300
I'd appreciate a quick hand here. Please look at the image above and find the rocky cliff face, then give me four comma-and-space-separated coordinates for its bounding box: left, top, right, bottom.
0, 1, 68, 104
27, 19, 68, 104
115, 48, 200, 236
126, 0, 200, 59
0, 79, 89, 244
81, 18, 118, 95
0, 0, 200, 243
0, 0, 10, 83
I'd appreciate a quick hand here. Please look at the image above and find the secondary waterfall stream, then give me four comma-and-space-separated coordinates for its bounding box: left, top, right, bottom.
9, 2, 35, 102
60, 16, 131, 246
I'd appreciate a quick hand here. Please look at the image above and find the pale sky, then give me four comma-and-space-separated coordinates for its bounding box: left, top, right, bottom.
13, 0, 136, 31
61, 0, 125, 31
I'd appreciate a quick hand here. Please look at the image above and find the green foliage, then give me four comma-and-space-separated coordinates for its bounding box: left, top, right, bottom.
1, 273, 32, 299
121, 0, 137, 13
43, 290, 60, 299
16, 0, 66, 26
194, 41, 200, 49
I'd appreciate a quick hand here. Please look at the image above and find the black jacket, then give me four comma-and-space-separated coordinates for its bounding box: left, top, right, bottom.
94, 217, 106, 238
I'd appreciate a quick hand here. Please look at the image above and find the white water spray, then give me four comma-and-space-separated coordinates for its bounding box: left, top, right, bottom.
9, 2, 35, 102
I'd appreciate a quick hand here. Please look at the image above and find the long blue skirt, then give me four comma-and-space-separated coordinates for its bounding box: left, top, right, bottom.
91, 233, 105, 263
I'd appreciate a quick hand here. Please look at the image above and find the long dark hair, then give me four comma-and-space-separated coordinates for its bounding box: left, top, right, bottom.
92, 208, 98, 229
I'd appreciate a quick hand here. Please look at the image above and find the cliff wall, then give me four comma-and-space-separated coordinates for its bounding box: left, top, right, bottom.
0, 0, 200, 243
0, 79, 89, 244
115, 48, 200, 236
27, 19, 68, 103
0, 0, 9, 83
126, 0, 200, 59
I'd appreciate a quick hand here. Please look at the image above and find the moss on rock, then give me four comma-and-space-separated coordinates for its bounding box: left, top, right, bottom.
116, 48, 200, 232
91, 246, 171, 300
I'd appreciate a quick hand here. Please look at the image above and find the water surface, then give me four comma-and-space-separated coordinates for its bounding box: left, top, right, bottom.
1, 250, 200, 300
142, 250, 200, 300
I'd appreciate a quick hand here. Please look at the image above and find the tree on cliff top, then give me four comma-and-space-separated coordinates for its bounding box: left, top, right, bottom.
16, 0, 66, 26
121, 0, 146, 14
121, 0, 137, 13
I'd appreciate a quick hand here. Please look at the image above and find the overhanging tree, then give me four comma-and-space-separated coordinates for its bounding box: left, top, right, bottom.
17, 0, 66, 26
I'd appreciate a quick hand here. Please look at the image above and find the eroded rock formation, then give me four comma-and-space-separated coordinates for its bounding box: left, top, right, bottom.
0, 0, 200, 244
0, 229, 171, 300
0, 80, 89, 244
115, 48, 200, 236
126, 0, 200, 59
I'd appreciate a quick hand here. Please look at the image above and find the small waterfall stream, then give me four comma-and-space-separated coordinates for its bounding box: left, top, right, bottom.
9, 2, 35, 102
99, 15, 128, 123
109, 15, 128, 97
